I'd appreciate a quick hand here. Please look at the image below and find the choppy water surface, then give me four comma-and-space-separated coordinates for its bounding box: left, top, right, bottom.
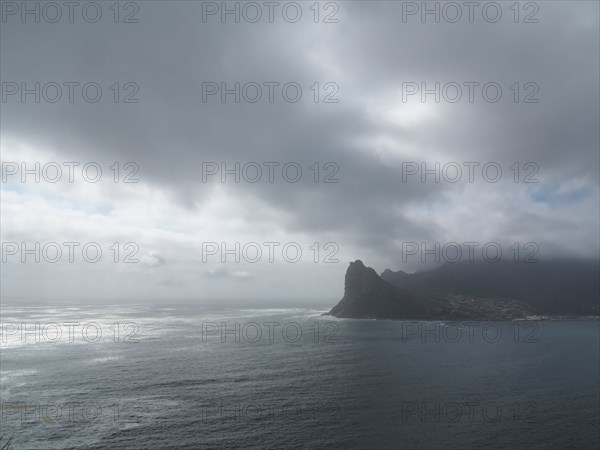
1, 305, 598, 449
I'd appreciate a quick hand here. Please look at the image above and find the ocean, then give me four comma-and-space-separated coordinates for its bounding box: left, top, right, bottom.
1, 305, 598, 449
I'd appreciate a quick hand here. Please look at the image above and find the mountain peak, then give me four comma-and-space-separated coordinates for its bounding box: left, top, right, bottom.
328, 260, 432, 319
329, 258, 599, 320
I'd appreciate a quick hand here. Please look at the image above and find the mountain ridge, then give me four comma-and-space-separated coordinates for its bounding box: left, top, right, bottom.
327, 259, 599, 320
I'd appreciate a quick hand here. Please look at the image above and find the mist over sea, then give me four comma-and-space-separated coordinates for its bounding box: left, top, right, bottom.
1, 305, 598, 449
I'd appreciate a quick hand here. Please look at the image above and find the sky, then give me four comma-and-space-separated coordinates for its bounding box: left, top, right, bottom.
1, 0, 599, 304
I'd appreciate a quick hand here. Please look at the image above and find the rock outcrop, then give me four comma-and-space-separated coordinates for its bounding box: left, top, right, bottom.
328, 259, 599, 320
328, 260, 436, 319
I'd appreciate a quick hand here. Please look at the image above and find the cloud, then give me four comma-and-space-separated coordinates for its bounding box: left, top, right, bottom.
204, 266, 252, 281
1, 1, 598, 302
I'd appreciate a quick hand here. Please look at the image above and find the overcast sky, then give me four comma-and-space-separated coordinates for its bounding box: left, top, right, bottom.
1, 0, 598, 304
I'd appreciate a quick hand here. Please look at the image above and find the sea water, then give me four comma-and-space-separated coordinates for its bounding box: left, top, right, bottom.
1, 305, 598, 449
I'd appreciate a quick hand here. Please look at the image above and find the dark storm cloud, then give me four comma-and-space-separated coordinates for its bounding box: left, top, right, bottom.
1, 0, 598, 273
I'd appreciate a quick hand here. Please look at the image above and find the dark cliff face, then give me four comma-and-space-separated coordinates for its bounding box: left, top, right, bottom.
328, 260, 434, 319
329, 259, 599, 320
344, 260, 382, 297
